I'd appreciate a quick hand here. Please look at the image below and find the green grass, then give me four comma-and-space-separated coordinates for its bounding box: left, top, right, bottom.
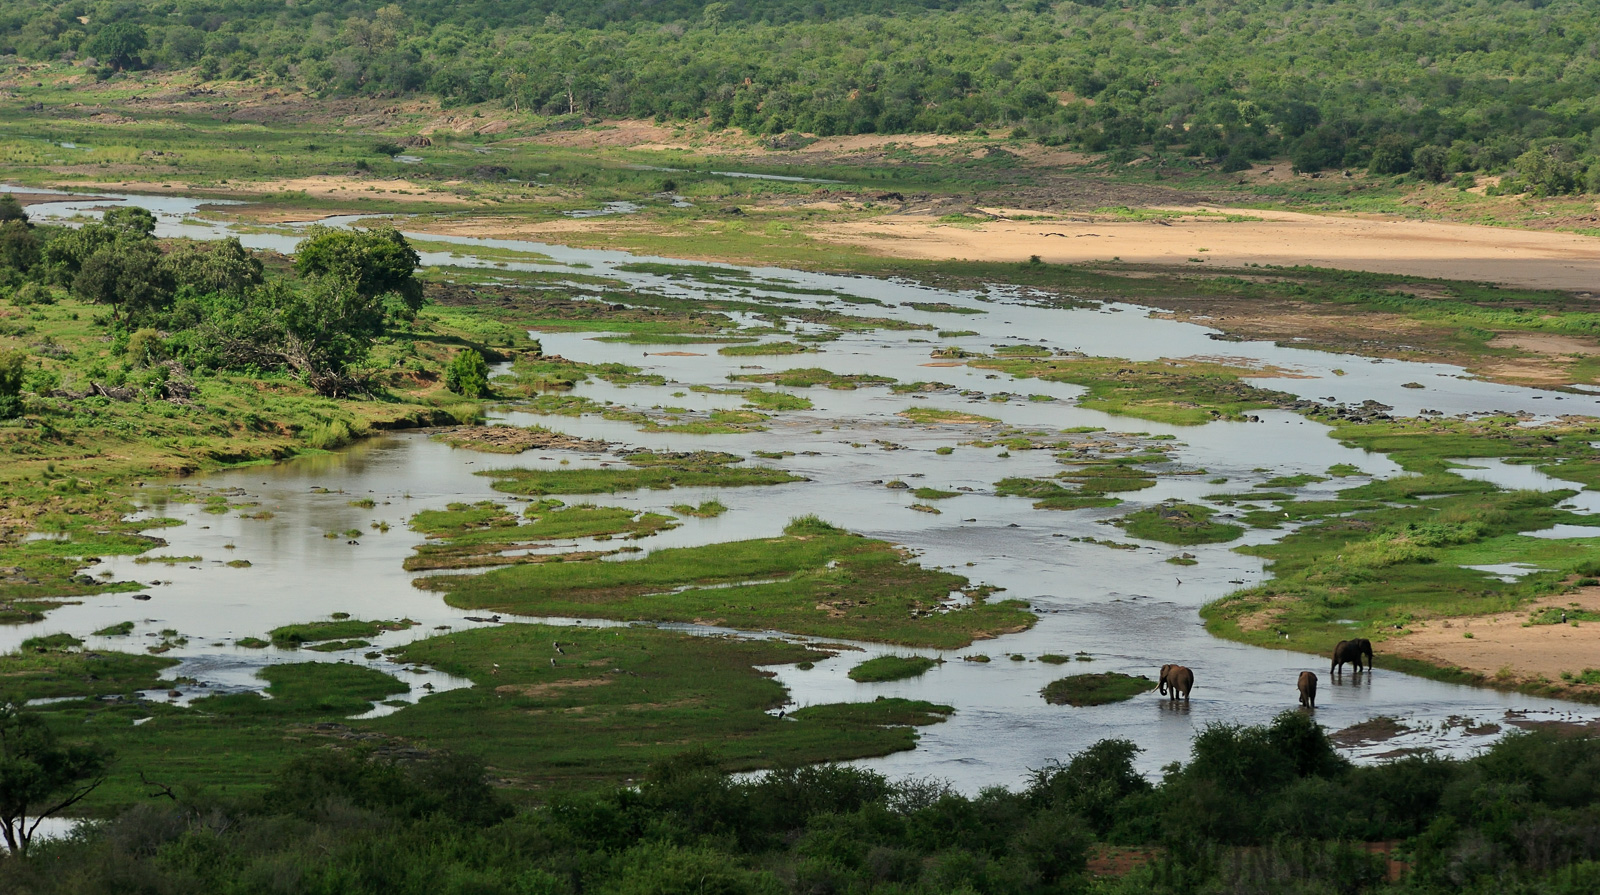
718, 341, 817, 356
729, 368, 896, 390
1120, 503, 1245, 545
423, 518, 1033, 648
910, 487, 960, 500
372, 624, 948, 795
1040, 672, 1158, 706
671, 500, 729, 518
407, 500, 678, 570
973, 355, 1295, 425
1201, 476, 1600, 699
994, 478, 1123, 511
268, 619, 417, 648
91, 621, 135, 637
789, 697, 953, 727
741, 389, 814, 411
848, 655, 939, 682
484, 452, 803, 496
899, 407, 1000, 424
0, 648, 178, 701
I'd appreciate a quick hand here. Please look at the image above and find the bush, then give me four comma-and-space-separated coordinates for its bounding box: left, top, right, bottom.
0, 349, 27, 419
444, 349, 490, 397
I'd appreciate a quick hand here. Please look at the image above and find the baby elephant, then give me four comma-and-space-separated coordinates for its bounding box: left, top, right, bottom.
1298, 671, 1318, 709
1159, 664, 1194, 701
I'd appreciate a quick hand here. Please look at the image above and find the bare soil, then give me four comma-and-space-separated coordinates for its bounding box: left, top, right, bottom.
1389, 586, 1600, 696
814, 210, 1600, 292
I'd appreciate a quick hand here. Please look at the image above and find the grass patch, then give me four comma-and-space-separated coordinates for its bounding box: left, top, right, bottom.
730, 368, 896, 390
995, 478, 1123, 511
268, 619, 417, 648
671, 500, 729, 518
741, 389, 813, 411
718, 342, 817, 356
407, 500, 677, 570
1120, 503, 1245, 544
1040, 672, 1158, 706
424, 518, 1033, 648
91, 621, 135, 637
848, 655, 939, 682
973, 355, 1295, 425
0, 648, 177, 701
484, 452, 803, 496
899, 407, 1000, 424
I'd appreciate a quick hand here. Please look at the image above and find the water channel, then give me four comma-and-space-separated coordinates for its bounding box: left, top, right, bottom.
7, 185, 1600, 791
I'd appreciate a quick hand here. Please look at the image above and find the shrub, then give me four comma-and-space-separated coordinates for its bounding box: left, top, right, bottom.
444, 349, 490, 398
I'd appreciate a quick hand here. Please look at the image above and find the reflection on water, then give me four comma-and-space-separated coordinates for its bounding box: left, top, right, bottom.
6, 187, 1600, 789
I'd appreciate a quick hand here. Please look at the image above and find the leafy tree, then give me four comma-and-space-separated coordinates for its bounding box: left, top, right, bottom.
162, 237, 264, 295
196, 278, 386, 395
0, 195, 26, 224
0, 701, 110, 855
445, 349, 490, 397
294, 226, 423, 312
0, 221, 40, 274
1414, 144, 1449, 182
83, 23, 147, 71
1367, 133, 1416, 176
0, 351, 27, 419
72, 238, 173, 323
102, 206, 156, 237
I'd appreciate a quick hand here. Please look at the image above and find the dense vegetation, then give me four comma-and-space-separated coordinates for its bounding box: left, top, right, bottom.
7, 709, 1600, 893
0, 195, 434, 397
5, 1, 1600, 191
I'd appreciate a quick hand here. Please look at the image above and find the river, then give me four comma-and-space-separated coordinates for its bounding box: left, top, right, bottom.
6, 185, 1599, 791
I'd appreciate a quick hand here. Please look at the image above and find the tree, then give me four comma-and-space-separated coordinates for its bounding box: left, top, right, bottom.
83, 23, 148, 71
445, 349, 490, 397
72, 238, 173, 323
1413, 144, 1448, 183
0, 195, 26, 224
198, 278, 385, 396
1367, 133, 1415, 175
0, 221, 40, 274
162, 237, 264, 295
294, 226, 423, 312
102, 206, 156, 237
0, 350, 26, 419
0, 701, 110, 855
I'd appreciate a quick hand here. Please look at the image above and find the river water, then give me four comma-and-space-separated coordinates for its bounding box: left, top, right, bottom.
7, 186, 1600, 791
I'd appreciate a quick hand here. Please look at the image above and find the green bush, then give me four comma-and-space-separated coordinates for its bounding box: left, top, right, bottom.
444, 349, 491, 398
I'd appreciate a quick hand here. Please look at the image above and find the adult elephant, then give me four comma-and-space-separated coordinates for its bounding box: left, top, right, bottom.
1298, 671, 1318, 709
1159, 664, 1194, 701
1330, 638, 1373, 674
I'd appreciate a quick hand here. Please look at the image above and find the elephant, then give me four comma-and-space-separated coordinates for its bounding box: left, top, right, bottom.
1158, 664, 1194, 701
1298, 671, 1318, 709
1330, 638, 1373, 674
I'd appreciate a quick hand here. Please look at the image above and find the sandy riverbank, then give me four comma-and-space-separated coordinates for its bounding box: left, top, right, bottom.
1388, 586, 1600, 693
817, 209, 1600, 293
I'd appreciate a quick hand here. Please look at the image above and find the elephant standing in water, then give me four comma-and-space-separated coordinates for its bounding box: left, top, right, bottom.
1159, 664, 1194, 701
1298, 671, 1318, 708
1331, 638, 1373, 674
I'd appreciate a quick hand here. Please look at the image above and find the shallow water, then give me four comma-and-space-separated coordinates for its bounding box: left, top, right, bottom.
8, 187, 1600, 790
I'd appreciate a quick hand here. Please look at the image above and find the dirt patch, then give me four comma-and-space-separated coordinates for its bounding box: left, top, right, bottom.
8, 191, 107, 207
1087, 846, 1157, 878
79, 175, 473, 207
1388, 586, 1600, 691
1472, 333, 1600, 385
494, 677, 612, 698
813, 211, 1600, 292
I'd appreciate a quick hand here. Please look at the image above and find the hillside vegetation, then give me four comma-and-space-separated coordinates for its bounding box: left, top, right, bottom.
3, 1, 1600, 191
